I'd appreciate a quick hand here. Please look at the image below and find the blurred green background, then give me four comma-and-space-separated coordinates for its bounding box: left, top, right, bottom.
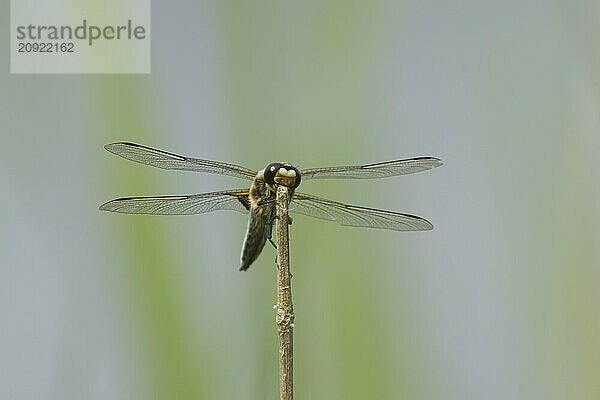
2, 1, 599, 399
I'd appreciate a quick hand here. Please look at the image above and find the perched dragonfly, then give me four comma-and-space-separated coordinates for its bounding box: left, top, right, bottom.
100, 142, 442, 271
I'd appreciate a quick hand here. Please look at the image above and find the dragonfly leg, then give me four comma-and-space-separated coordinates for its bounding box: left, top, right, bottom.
267, 218, 277, 249
257, 197, 275, 206
266, 217, 290, 246
269, 217, 293, 277
268, 236, 277, 249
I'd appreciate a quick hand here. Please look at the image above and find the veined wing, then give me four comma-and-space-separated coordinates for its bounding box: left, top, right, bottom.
301, 157, 442, 180
290, 192, 433, 231
104, 142, 257, 180
99, 189, 250, 215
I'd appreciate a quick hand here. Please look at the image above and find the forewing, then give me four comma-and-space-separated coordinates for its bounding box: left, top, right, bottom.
99, 189, 251, 215
290, 192, 433, 231
301, 157, 442, 180
104, 142, 257, 180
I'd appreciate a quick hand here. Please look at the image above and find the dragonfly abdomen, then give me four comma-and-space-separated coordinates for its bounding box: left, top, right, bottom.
239, 204, 275, 271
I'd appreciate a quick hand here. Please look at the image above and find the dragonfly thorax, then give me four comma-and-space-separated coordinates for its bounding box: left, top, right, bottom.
264, 162, 302, 189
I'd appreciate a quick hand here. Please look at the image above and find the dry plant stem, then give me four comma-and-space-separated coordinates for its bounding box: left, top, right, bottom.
275, 186, 294, 400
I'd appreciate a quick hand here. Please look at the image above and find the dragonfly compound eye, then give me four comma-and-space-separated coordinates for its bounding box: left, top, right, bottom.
270, 164, 301, 188
290, 166, 301, 188
264, 162, 283, 185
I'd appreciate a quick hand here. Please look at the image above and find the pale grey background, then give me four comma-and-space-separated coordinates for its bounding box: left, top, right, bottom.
2, 1, 599, 399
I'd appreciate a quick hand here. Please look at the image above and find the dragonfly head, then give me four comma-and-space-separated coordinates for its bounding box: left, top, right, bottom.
264, 162, 302, 189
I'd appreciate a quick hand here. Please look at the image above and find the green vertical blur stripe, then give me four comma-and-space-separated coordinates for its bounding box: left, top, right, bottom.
552, 142, 600, 400
96, 77, 213, 399
216, 2, 420, 398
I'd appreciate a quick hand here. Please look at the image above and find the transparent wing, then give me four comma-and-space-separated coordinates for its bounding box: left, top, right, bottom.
290, 192, 433, 231
104, 142, 257, 180
300, 157, 442, 180
99, 189, 251, 215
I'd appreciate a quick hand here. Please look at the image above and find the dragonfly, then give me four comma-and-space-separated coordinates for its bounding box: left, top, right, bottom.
100, 142, 442, 271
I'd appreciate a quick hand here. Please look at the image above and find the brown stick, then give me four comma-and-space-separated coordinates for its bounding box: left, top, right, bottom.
275, 185, 294, 400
